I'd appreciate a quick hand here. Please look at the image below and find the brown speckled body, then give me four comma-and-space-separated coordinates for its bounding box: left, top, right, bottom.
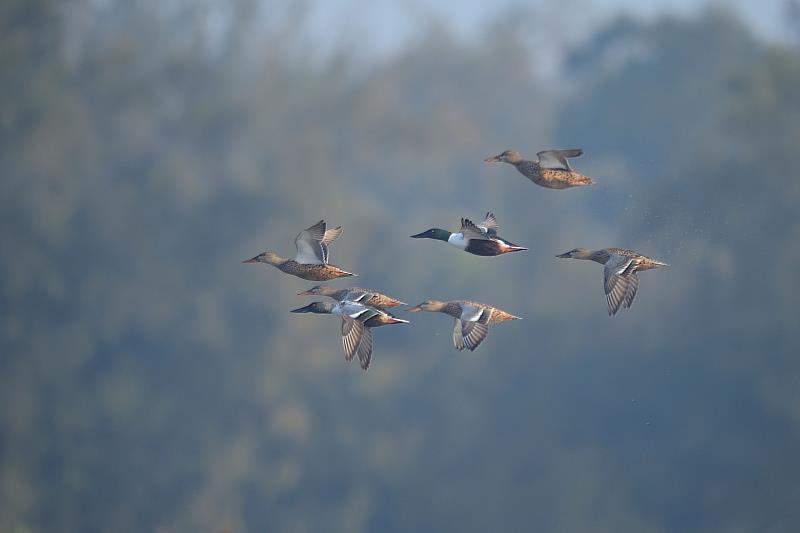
437, 300, 521, 324
604, 248, 666, 271
515, 161, 593, 189
278, 261, 355, 281
584, 248, 667, 270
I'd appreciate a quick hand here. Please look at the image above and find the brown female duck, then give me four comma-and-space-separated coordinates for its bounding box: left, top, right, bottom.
243, 220, 356, 281
407, 299, 521, 351
556, 248, 669, 316
484, 149, 593, 189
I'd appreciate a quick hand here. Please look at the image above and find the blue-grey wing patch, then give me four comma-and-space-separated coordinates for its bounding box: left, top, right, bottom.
294, 220, 342, 264
537, 149, 583, 170
294, 220, 327, 264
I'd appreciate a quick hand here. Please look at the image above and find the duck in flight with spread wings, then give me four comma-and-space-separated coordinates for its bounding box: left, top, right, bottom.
410, 212, 527, 256
556, 248, 669, 316
243, 220, 356, 280
484, 149, 594, 189
407, 299, 521, 352
291, 300, 409, 370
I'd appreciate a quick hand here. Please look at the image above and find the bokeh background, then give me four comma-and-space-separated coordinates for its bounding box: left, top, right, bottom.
2, 1, 800, 531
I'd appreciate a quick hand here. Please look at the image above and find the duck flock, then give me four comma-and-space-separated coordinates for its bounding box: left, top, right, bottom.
244, 149, 668, 370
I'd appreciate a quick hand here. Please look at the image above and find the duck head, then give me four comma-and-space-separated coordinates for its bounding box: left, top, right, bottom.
484, 150, 522, 164
297, 284, 337, 296
410, 228, 452, 242
407, 299, 447, 313
243, 250, 282, 265
290, 301, 335, 314
556, 248, 593, 260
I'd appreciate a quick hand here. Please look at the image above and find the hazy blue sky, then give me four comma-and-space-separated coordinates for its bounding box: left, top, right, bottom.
309, 0, 789, 57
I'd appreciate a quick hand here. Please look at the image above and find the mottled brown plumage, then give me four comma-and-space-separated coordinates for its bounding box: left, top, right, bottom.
556, 248, 669, 316
408, 299, 521, 351
243, 220, 357, 280
484, 149, 593, 189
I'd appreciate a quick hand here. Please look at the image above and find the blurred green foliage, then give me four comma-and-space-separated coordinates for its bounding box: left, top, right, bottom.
1, 1, 799, 532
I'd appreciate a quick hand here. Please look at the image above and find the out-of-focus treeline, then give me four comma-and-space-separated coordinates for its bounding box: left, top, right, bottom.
1, 1, 799, 532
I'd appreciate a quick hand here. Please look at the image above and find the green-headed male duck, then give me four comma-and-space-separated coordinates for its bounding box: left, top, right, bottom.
291, 300, 409, 370
298, 285, 406, 309
484, 149, 593, 189
411, 212, 527, 257
243, 220, 356, 281
556, 248, 669, 316
408, 299, 521, 352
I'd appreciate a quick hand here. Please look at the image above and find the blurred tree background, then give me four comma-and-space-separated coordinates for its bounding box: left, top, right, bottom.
1, 1, 799, 532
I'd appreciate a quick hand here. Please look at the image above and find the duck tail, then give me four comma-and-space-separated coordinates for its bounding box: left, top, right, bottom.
505, 245, 527, 253
500, 240, 527, 253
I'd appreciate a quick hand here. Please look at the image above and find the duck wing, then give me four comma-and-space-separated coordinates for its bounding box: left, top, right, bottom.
604, 255, 639, 316
460, 218, 491, 240
477, 212, 499, 237
294, 220, 342, 264
452, 318, 489, 351
622, 272, 639, 310
341, 316, 365, 362
451, 304, 490, 351
536, 149, 583, 171
355, 327, 374, 370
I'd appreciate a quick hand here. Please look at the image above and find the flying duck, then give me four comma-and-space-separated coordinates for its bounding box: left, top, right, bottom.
291, 300, 409, 370
410, 213, 527, 256
484, 149, 593, 189
298, 285, 406, 309
407, 299, 521, 351
243, 220, 356, 281
556, 248, 669, 316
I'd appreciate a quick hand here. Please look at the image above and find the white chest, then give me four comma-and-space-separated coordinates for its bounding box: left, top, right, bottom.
447, 232, 467, 250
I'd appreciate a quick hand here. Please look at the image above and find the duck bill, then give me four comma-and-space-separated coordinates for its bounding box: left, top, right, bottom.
296, 289, 314, 296
409, 232, 426, 239
242, 255, 261, 263
653, 260, 670, 268
483, 154, 501, 163
555, 252, 571, 258
406, 304, 423, 312
290, 303, 315, 313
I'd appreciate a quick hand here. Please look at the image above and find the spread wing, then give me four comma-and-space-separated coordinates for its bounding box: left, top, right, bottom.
460, 218, 491, 240
341, 316, 365, 362
294, 220, 341, 264
355, 327, 373, 370
622, 272, 639, 310
321, 226, 342, 246
477, 212, 499, 237
536, 149, 583, 171
604, 255, 639, 316
452, 318, 489, 351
